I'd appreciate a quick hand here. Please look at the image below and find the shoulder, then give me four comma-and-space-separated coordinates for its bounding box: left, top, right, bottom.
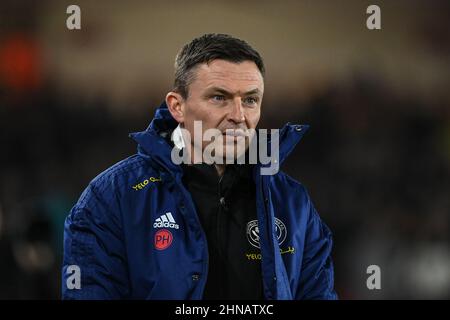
269, 171, 334, 243
75, 154, 155, 210
270, 170, 310, 200
267, 170, 319, 221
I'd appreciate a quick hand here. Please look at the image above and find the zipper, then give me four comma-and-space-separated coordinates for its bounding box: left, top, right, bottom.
259, 172, 277, 299
174, 175, 210, 299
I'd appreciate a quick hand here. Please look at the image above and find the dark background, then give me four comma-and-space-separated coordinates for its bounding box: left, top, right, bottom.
0, 0, 449, 299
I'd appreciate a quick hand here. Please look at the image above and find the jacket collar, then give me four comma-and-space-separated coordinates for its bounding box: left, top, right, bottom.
129, 101, 309, 176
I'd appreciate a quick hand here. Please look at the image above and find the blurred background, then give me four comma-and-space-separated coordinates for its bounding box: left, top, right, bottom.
0, 0, 449, 299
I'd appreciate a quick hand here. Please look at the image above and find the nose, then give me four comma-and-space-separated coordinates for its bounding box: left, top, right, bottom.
227, 98, 245, 123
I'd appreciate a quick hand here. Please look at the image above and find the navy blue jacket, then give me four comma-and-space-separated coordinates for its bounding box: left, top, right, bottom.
62, 102, 337, 300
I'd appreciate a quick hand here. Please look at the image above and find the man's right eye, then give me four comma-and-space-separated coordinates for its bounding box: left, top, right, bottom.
211, 95, 225, 102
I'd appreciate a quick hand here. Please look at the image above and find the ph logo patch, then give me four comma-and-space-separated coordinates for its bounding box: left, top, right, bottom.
154, 229, 173, 250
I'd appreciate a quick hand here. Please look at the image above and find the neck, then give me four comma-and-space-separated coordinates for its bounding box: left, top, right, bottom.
214, 164, 226, 177
183, 144, 227, 177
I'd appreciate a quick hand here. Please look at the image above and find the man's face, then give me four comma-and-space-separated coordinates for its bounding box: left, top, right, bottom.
180, 59, 264, 161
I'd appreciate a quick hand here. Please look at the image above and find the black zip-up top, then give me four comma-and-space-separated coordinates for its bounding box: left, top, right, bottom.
181, 163, 263, 299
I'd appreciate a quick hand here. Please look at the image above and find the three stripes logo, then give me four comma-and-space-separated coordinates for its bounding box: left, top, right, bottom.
153, 212, 179, 230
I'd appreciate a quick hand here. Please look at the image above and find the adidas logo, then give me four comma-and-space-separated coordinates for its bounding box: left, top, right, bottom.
153, 212, 179, 230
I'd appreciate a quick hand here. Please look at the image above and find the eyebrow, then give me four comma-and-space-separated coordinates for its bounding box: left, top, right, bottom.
206, 87, 261, 96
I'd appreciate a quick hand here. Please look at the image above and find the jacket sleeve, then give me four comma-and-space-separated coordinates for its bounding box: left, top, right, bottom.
295, 194, 338, 300
62, 182, 129, 299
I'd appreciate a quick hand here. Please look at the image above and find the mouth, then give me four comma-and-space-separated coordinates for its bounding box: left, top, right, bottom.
222, 129, 248, 137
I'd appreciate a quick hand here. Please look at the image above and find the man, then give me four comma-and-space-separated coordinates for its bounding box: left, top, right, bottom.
62, 34, 337, 300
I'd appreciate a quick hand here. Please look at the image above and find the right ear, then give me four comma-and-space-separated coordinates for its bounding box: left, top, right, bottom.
165, 91, 185, 123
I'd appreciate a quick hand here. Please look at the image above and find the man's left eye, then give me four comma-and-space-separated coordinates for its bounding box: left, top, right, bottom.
244, 97, 258, 104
